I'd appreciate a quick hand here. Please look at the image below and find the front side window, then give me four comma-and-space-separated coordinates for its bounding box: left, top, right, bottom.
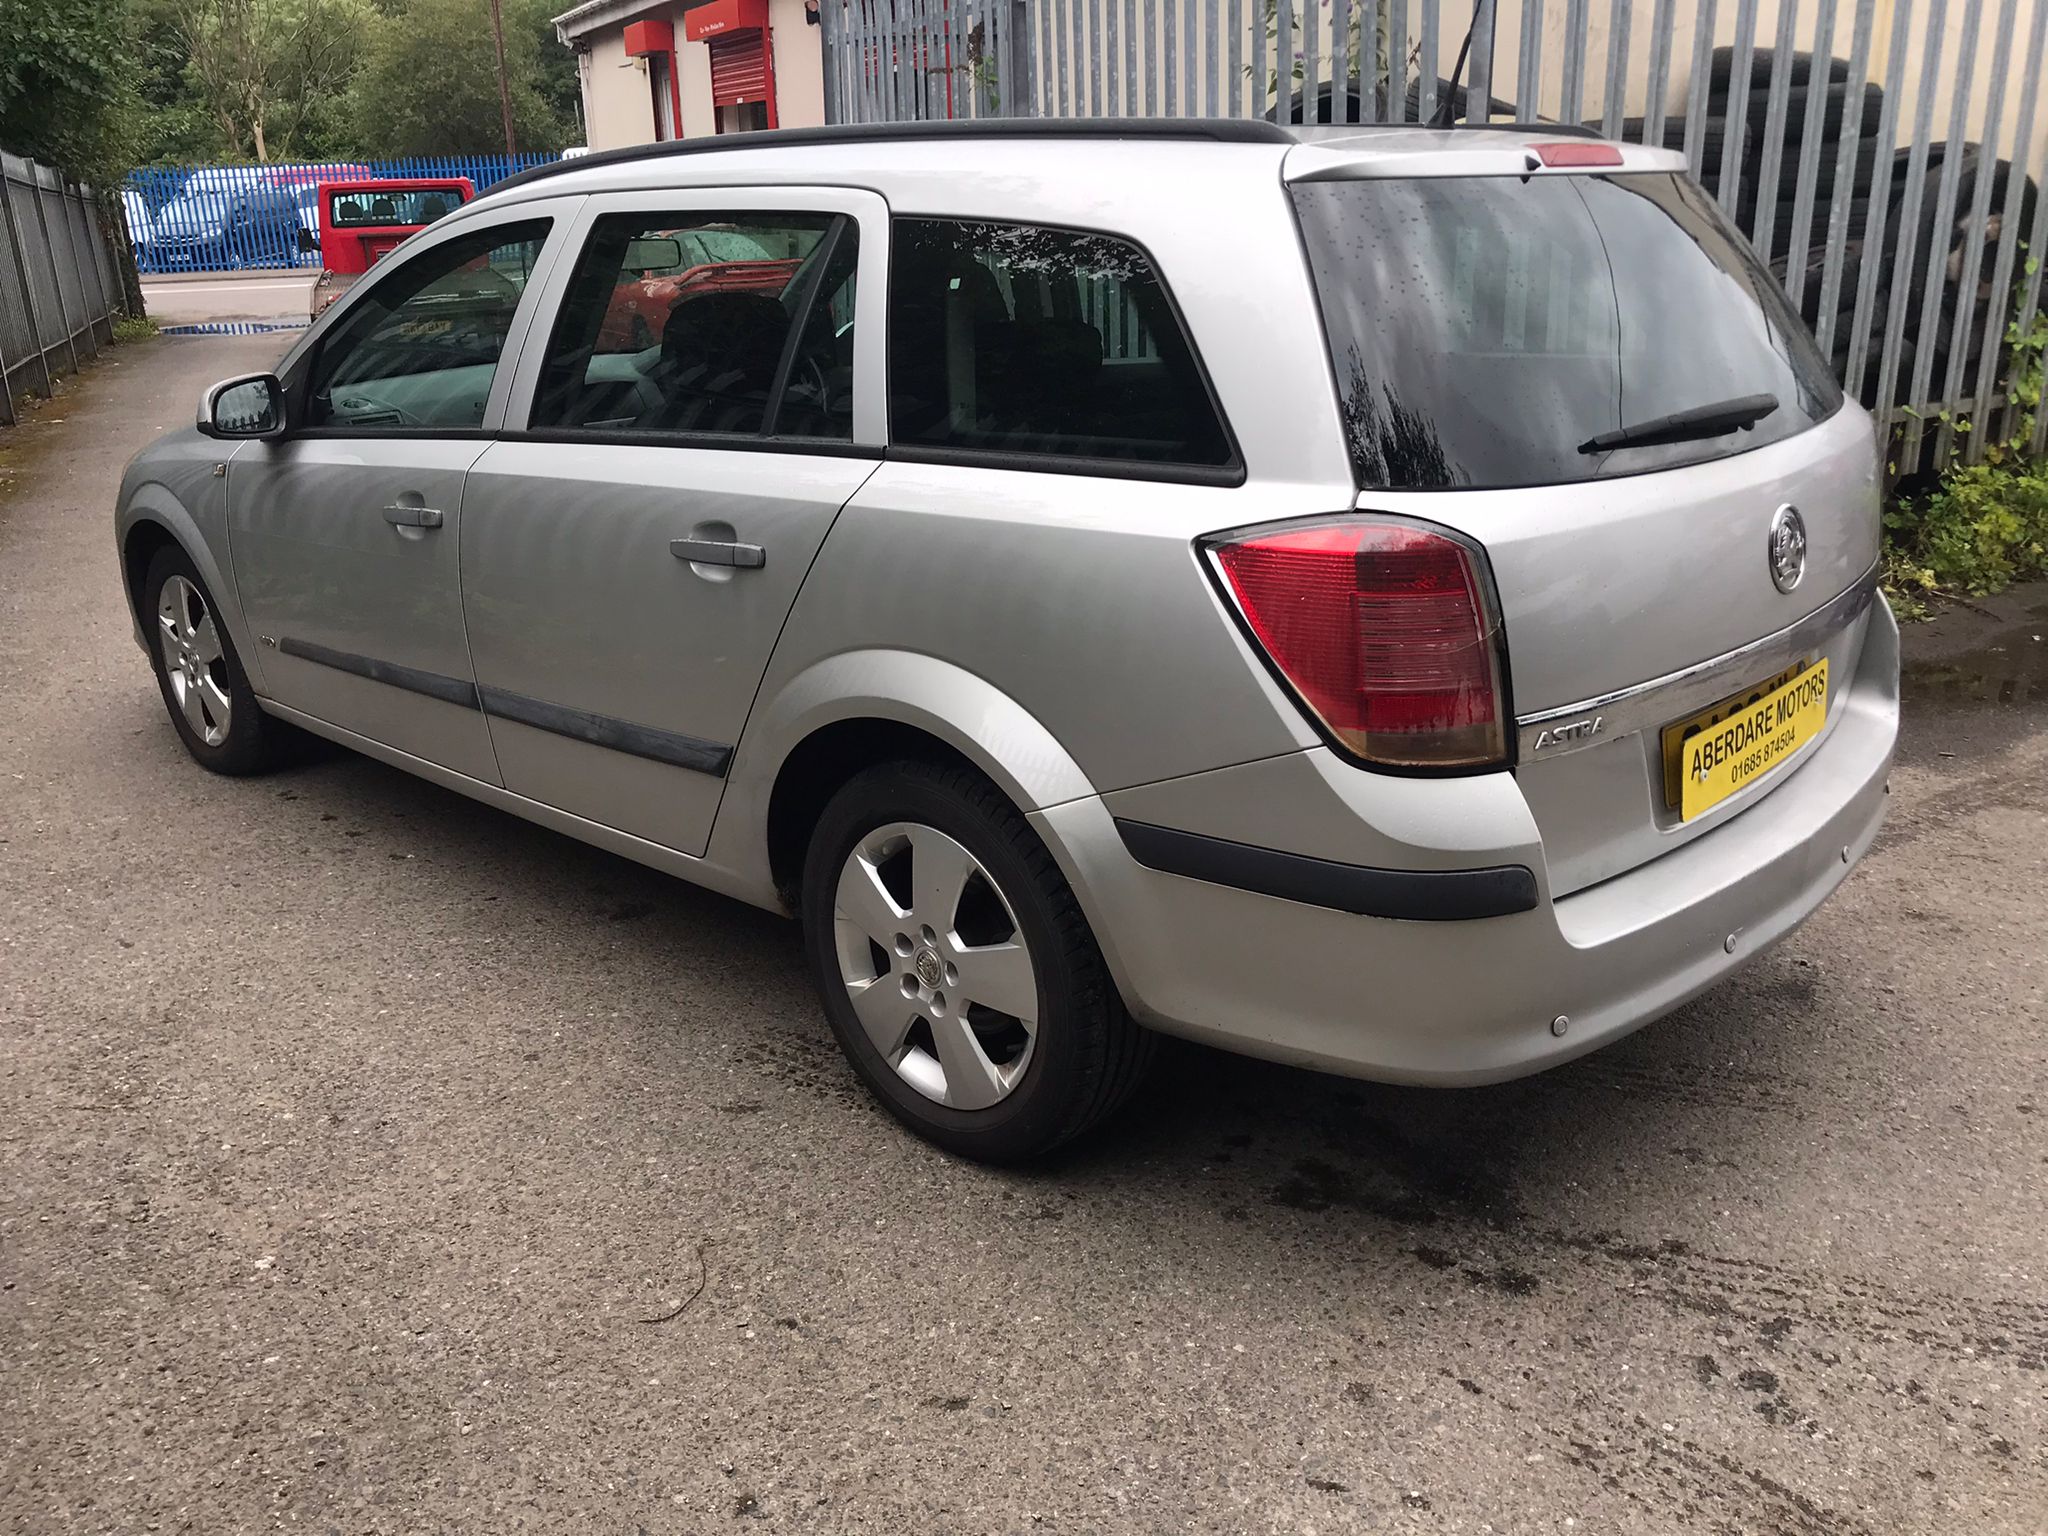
886, 218, 1234, 472
530, 211, 854, 440
1292, 173, 1842, 489
306, 220, 550, 431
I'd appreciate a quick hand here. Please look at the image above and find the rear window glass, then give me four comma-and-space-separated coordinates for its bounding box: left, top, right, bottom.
1292, 173, 1842, 489
329, 188, 463, 227
887, 218, 1234, 472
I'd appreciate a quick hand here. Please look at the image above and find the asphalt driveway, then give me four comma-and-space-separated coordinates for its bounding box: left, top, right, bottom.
2, 335, 2044, 1534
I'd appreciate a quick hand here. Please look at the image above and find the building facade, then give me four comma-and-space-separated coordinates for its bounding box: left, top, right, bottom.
553, 0, 828, 149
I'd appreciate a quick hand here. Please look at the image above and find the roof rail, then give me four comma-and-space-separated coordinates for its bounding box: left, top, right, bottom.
1289, 119, 1606, 139
487, 117, 1298, 197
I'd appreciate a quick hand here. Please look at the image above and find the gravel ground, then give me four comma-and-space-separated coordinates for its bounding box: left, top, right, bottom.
2, 335, 2044, 1535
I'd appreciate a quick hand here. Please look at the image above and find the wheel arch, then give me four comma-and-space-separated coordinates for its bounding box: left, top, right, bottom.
116, 489, 262, 685
715, 650, 1098, 912
120, 516, 180, 639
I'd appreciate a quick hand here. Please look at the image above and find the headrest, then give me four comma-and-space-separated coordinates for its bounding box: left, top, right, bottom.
659, 291, 788, 386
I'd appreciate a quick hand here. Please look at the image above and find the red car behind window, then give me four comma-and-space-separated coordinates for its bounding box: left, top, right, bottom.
595, 227, 804, 352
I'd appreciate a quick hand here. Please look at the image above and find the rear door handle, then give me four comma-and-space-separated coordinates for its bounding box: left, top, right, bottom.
383, 503, 444, 529
670, 538, 765, 569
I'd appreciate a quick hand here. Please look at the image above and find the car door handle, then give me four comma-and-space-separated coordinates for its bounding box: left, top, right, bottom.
670, 538, 765, 569
383, 503, 443, 529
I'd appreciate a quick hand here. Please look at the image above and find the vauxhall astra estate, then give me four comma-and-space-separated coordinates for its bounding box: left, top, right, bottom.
115, 120, 1898, 1161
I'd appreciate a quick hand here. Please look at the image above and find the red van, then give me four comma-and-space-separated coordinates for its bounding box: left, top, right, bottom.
304, 177, 474, 318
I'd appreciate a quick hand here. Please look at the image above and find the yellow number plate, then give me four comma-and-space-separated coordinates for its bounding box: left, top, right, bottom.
1665, 660, 1829, 821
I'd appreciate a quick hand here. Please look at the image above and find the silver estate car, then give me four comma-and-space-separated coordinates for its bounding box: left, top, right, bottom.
116, 120, 1898, 1160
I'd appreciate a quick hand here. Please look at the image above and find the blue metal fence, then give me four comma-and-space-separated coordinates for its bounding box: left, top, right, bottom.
125, 153, 561, 275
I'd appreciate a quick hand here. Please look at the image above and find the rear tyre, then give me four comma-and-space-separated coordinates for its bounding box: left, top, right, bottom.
142, 543, 297, 776
799, 760, 1152, 1162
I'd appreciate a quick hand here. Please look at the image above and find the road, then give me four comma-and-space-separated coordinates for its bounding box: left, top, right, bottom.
2, 335, 2045, 1534
139, 271, 315, 326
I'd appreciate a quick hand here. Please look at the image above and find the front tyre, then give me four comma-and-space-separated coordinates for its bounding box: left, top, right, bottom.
142, 544, 296, 775
800, 761, 1151, 1162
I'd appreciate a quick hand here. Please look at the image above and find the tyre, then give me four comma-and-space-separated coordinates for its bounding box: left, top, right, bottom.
799, 759, 1152, 1162
1705, 47, 1852, 97
142, 543, 298, 775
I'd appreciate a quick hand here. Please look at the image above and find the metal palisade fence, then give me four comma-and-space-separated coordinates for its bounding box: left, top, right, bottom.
817, 0, 2048, 473
124, 154, 561, 278
0, 150, 123, 428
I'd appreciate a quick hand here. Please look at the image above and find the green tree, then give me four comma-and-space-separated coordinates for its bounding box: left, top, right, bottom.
519, 0, 581, 141
350, 0, 571, 156
0, 0, 143, 183
179, 0, 370, 161
129, 0, 234, 162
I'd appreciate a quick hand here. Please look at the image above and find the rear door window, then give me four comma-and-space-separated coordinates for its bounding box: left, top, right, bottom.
887, 218, 1235, 475
529, 211, 853, 440
1291, 173, 1842, 488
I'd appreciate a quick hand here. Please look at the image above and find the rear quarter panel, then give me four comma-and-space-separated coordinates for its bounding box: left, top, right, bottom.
732, 463, 1337, 805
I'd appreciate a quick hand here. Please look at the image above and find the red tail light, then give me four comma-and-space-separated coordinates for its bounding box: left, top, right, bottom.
1209, 518, 1509, 770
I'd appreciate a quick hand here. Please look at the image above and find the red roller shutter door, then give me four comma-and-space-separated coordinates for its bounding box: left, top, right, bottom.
708, 31, 769, 107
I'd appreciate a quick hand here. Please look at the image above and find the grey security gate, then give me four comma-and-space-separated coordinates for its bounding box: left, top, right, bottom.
816, 0, 2048, 474
0, 150, 121, 428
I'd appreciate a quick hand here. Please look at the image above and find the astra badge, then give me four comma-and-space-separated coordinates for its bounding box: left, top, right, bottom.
1533, 715, 1604, 752
1768, 504, 1807, 594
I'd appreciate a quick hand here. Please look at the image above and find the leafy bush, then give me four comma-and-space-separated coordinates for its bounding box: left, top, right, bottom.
1883, 275, 2048, 608
112, 313, 159, 344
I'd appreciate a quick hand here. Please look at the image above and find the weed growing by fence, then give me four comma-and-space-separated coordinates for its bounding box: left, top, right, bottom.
1886, 259, 2048, 613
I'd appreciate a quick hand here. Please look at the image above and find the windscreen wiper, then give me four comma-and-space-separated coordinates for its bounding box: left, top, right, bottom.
1577, 393, 1780, 454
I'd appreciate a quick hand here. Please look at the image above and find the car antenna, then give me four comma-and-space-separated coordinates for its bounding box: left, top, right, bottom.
1431, 0, 1488, 129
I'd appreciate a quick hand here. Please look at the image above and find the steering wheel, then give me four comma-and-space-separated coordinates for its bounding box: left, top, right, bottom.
785, 355, 835, 420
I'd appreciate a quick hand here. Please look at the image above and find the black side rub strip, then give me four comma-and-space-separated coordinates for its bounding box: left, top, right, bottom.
1114, 820, 1539, 921
277, 637, 479, 709
276, 638, 733, 778
477, 686, 733, 778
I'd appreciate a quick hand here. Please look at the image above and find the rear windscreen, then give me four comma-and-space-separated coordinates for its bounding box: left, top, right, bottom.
1291, 172, 1842, 489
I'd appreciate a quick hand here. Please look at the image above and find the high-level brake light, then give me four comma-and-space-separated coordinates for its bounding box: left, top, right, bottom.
1532, 141, 1625, 168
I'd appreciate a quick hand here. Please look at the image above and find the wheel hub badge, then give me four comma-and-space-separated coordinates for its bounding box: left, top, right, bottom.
913, 948, 943, 989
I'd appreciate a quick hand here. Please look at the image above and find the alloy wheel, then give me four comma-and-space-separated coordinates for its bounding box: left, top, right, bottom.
157, 574, 232, 748
831, 821, 1040, 1110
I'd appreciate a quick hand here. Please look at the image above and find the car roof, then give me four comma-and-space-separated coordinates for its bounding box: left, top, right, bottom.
481, 116, 1668, 194
443, 118, 1684, 244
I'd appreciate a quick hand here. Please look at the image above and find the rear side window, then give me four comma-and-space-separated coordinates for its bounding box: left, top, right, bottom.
529, 211, 854, 440
887, 218, 1234, 474
1292, 173, 1842, 489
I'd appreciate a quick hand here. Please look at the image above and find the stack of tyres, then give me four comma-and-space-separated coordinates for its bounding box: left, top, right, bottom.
1591, 46, 2037, 421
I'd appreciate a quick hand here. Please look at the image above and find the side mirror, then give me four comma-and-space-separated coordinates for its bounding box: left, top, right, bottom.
297, 225, 319, 254
198, 373, 287, 439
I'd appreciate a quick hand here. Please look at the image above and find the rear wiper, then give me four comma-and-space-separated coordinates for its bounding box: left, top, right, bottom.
1578, 393, 1779, 454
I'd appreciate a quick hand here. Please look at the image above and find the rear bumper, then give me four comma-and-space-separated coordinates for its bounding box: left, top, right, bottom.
1030, 600, 1899, 1085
